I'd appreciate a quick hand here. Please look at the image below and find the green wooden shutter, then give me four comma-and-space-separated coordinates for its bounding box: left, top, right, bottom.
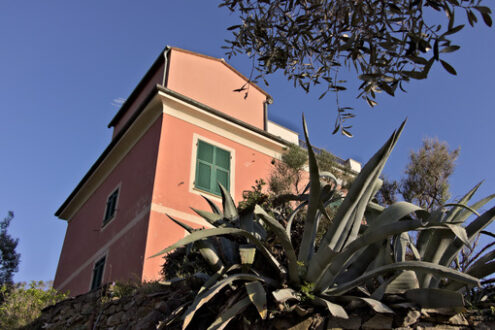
195, 140, 230, 195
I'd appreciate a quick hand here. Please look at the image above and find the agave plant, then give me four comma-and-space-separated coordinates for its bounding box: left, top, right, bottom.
153, 117, 495, 329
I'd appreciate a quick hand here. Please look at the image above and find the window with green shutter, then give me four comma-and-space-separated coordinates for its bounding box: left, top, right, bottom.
195, 140, 230, 196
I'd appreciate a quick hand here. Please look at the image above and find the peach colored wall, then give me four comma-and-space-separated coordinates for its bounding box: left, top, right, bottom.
54, 119, 162, 296
141, 113, 276, 279
112, 62, 165, 138
167, 49, 267, 130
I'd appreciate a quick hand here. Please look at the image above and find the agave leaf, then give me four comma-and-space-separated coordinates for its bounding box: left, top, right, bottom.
239, 211, 254, 235
286, 202, 307, 241
417, 209, 444, 258
319, 171, 338, 186
207, 297, 251, 330
198, 269, 225, 295
443, 182, 482, 223
312, 121, 406, 276
245, 281, 267, 319
405, 288, 465, 310
165, 214, 224, 270
298, 114, 323, 265
339, 296, 394, 314
191, 207, 223, 226
438, 206, 495, 274
312, 296, 348, 319
394, 232, 409, 262
150, 227, 286, 275
255, 205, 299, 284
272, 288, 300, 303
446, 249, 495, 291
369, 202, 423, 228
452, 193, 495, 225
326, 261, 480, 296
182, 273, 267, 329
202, 194, 222, 215
386, 270, 420, 294
310, 219, 425, 290
166, 214, 195, 233
219, 183, 239, 223
444, 203, 480, 218
197, 239, 224, 272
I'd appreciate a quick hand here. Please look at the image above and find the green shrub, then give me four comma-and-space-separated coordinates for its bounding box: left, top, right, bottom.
0, 281, 67, 329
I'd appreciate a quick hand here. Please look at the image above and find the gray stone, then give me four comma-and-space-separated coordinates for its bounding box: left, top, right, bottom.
448, 313, 468, 326
135, 310, 163, 330
106, 311, 125, 327
81, 302, 94, 315
327, 316, 361, 330
362, 314, 393, 329
288, 317, 313, 330
154, 301, 168, 314
402, 310, 421, 327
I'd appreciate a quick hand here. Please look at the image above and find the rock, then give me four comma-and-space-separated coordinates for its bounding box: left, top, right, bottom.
135, 310, 163, 330
81, 303, 94, 315
123, 300, 135, 311
288, 317, 313, 330
154, 301, 168, 314
106, 311, 125, 327
448, 313, 468, 326
362, 314, 393, 329
327, 315, 361, 330
401, 310, 421, 327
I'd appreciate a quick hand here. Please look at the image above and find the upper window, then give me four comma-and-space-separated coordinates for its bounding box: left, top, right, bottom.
90, 256, 106, 291
103, 188, 119, 226
195, 140, 230, 196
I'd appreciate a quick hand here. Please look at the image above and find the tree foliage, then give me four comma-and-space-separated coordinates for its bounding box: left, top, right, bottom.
220, 0, 493, 134
0, 281, 67, 329
377, 138, 459, 211
0, 212, 20, 286
401, 138, 459, 210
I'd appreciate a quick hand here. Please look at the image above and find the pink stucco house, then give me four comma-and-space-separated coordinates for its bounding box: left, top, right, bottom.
53, 46, 360, 296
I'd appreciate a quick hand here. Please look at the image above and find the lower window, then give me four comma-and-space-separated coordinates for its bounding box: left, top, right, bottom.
90, 256, 106, 291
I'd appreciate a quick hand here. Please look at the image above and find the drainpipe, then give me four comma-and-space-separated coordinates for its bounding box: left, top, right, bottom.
263, 97, 273, 131
162, 46, 171, 87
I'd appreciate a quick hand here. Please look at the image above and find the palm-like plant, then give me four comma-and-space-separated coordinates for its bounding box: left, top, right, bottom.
153, 118, 495, 329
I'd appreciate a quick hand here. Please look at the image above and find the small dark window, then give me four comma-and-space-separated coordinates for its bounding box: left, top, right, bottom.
103, 189, 119, 225
90, 256, 106, 291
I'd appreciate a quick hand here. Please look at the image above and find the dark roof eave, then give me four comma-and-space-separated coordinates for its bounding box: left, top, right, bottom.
55, 85, 160, 218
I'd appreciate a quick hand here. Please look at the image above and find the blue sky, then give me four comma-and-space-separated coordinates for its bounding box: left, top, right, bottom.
0, 1, 493, 283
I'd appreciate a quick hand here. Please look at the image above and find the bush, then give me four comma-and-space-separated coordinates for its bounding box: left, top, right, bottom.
0, 281, 67, 329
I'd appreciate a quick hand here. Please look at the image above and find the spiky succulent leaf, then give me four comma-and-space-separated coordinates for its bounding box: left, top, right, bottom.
326, 261, 480, 296
181, 273, 269, 329
312, 296, 348, 319
191, 208, 223, 226
405, 288, 465, 311
202, 194, 222, 215
298, 115, 323, 265
245, 281, 267, 319
311, 121, 406, 279
255, 205, 299, 284
219, 183, 239, 223
151, 227, 286, 275
207, 297, 251, 330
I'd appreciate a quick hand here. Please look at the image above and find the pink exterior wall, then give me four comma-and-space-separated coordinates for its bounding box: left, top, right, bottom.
167, 49, 267, 130
141, 113, 276, 279
54, 119, 162, 296
112, 62, 165, 138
